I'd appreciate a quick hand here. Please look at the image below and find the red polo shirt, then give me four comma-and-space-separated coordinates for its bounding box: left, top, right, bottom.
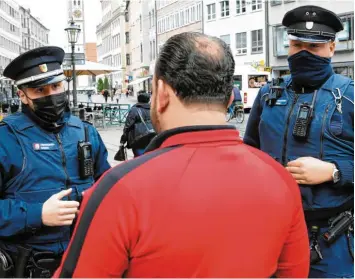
55, 126, 309, 278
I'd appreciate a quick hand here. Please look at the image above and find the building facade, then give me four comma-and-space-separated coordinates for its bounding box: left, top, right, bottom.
85, 42, 97, 62
148, 0, 157, 80
0, 0, 21, 70
19, 7, 49, 54
157, 0, 203, 54
204, 0, 266, 68
125, 0, 151, 93
268, 0, 354, 78
0, 0, 21, 102
96, 0, 124, 90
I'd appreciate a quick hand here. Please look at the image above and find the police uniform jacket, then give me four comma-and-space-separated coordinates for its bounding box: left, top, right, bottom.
0, 111, 110, 255
244, 73, 354, 212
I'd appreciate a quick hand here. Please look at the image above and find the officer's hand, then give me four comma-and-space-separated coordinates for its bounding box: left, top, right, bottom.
286, 157, 334, 185
42, 188, 80, 227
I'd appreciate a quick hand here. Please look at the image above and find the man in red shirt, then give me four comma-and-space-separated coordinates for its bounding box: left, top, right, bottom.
55, 32, 309, 278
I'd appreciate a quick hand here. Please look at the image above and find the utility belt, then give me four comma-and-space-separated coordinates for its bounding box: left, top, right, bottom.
307, 203, 354, 265
0, 246, 62, 278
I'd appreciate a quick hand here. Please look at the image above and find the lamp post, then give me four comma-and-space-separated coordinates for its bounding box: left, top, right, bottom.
65, 19, 81, 114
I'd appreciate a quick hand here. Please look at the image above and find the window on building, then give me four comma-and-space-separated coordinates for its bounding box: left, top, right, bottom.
220, 34, 231, 47
180, 10, 185, 25
74, 0, 76, 5
140, 15, 142, 31
153, 39, 156, 59
335, 13, 354, 52
150, 41, 152, 61
207, 3, 216, 20
220, 1, 230, 18
175, 13, 179, 27
125, 32, 129, 44
78, 0, 80, 6
152, 10, 155, 26
196, 3, 202, 20
236, 0, 246, 14
270, 0, 282, 5
284, 0, 296, 3
170, 14, 174, 29
235, 32, 247, 55
186, 9, 190, 24
191, 6, 196, 22
251, 29, 263, 53
125, 11, 129, 22
251, 0, 262, 11
140, 43, 143, 62
126, 54, 131, 65
149, 12, 152, 27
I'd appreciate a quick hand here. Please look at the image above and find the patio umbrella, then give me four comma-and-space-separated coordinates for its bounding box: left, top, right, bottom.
63, 61, 121, 77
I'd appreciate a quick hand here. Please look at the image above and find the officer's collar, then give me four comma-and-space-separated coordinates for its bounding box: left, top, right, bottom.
66, 113, 82, 128
145, 125, 239, 152
288, 73, 337, 93
19, 108, 79, 132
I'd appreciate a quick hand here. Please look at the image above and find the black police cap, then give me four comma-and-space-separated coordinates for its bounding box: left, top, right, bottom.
3, 46, 66, 88
282, 5, 344, 43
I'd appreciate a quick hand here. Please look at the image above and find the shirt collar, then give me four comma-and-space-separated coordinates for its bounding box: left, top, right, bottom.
145, 125, 241, 152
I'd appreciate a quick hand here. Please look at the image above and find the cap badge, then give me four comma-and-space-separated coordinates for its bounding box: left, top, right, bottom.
306, 21, 314, 30
39, 64, 48, 73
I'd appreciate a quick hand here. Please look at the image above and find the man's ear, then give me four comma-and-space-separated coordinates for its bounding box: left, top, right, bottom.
18, 90, 29, 105
329, 41, 336, 57
156, 79, 170, 113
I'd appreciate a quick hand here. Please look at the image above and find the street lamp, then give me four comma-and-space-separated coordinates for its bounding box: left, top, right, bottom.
65, 19, 81, 113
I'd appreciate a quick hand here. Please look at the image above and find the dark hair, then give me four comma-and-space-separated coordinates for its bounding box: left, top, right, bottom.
155, 32, 235, 107
137, 92, 150, 103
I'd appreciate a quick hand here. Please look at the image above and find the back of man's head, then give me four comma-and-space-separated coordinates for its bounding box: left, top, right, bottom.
155, 32, 235, 107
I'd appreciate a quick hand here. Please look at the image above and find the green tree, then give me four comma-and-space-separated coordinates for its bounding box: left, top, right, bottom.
103, 76, 109, 90
97, 78, 104, 92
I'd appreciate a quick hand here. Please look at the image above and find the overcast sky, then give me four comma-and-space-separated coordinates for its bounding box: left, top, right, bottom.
15, 0, 102, 49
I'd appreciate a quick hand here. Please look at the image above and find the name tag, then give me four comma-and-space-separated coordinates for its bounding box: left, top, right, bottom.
33, 143, 57, 151
275, 99, 288, 106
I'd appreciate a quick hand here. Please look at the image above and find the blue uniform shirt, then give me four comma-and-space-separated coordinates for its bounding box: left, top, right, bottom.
0, 111, 110, 255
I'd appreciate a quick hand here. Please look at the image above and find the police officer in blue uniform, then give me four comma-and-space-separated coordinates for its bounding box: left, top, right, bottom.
0, 46, 110, 277
244, 6, 353, 278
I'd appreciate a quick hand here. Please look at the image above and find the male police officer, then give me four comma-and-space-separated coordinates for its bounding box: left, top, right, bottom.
0, 46, 110, 277
244, 6, 354, 278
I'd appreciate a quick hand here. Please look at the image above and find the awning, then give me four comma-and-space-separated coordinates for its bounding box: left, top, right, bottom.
128, 76, 151, 86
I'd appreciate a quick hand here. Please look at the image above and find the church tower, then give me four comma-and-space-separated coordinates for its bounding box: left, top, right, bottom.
67, 0, 86, 54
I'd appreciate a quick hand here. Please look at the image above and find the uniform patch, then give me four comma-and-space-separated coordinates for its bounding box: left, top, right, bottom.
33, 143, 57, 151
306, 21, 314, 30
275, 99, 288, 106
39, 64, 48, 73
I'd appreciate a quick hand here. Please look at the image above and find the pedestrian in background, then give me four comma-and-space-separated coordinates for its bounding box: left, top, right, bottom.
55, 32, 309, 278
119, 90, 155, 157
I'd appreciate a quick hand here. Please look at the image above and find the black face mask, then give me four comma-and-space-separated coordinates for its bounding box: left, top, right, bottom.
29, 92, 68, 123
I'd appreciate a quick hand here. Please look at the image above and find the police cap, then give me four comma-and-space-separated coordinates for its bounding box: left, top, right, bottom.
3, 46, 66, 88
282, 5, 344, 43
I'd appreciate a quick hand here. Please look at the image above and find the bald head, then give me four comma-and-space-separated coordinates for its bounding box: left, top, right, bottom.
155, 32, 235, 107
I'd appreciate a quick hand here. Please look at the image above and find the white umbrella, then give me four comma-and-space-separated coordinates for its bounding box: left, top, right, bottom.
63, 61, 121, 77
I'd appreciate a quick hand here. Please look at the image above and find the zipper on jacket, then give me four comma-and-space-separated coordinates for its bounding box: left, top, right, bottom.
319, 105, 330, 160
281, 94, 299, 166
55, 134, 71, 195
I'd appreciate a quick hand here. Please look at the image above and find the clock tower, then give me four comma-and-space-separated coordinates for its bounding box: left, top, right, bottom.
67, 0, 86, 54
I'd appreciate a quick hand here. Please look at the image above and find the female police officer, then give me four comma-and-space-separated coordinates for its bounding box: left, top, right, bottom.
244, 6, 354, 278
0, 46, 110, 277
